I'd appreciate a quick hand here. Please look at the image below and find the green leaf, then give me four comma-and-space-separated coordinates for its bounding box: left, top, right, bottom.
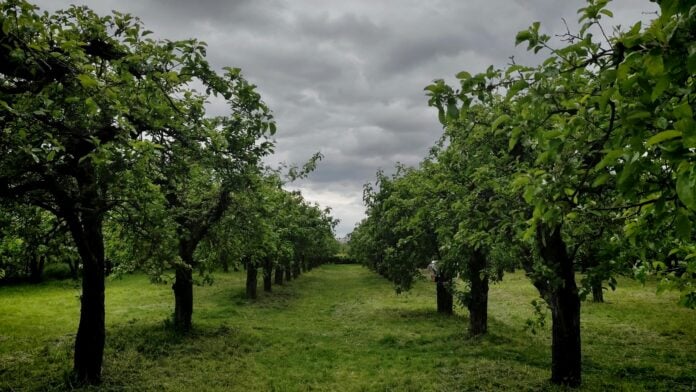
644, 54, 664, 77
594, 150, 623, 170
2, 17, 11, 35
77, 74, 98, 89
515, 30, 532, 46
508, 128, 522, 152
651, 77, 669, 101
677, 165, 696, 211
446, 102, 459, 120
455, 71, 472, 80
591, 172, 611, 188
658, 0, 678, 18
688, 52, 696, 74
617, 160, 637, 191
673, 101, 693, 120
675, 119, 696, 148
597, 87, 615, 111
675, 209, 692, 240
506, 80, 528, 99
84, 97, 99, 115
646, 130, 681, 146
626, 110, 651, 122
511, 175, 529, 189
491, 114, 511, 131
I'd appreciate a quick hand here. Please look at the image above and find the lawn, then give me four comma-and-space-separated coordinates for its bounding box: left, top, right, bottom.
0, 264, 694, 391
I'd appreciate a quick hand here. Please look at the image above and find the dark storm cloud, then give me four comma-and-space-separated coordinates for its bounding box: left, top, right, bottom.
34, 0, 657, 236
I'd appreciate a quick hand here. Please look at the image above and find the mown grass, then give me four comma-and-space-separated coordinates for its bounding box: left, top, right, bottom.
0, 265, 694, 391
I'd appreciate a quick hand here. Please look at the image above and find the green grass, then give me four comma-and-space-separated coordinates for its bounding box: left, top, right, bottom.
0, 265, 694, 391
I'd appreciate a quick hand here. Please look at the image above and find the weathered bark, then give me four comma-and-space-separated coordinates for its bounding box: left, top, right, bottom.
274, 266, 284, 285
246, 260, 258, 299
536, 224, 581, 387
263, 258, 273, 292
467, 250, 489, 335
68, 211, 106, 384
591, 280, 604, 303
436, 275, 453, 314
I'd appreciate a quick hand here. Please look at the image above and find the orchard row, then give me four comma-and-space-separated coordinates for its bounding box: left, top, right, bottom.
0, 0, 338, 385
350, 0, 695, 388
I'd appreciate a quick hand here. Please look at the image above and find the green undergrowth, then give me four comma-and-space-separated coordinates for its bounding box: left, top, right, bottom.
0, 265, 694, 391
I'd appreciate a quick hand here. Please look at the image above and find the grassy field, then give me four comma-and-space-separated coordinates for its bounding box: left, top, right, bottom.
0, 264, 694, 391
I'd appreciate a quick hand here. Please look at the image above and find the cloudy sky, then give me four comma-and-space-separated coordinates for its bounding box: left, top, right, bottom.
36, 0, 657, 237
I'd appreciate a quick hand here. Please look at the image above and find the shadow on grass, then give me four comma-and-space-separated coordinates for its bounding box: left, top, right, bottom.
107, 319, 241, 360
81, 320, 261, 391
374, 307, 471, 329
208, 282, 303, 311
372, 307, 551, 370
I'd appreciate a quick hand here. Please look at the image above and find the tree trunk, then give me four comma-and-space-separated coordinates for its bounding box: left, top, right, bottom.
172, 265, 193, 332
66, 258, 79, 280
274, 266, 284, 285
292, 261, 300, 279
246, 259, 258, 299
220, 252, 229, 273
467, 250, 489, 335
591, 280, 604, 303
549, 289, 581, 386
104, 258, 113, 277
28, 254, 45, 283
68, 211, 106, 384
172, 239, 195, 332
285, 264, 293, 282
536, 224, 581, 387
436, 275, 453, 314
263, 258, 272, 292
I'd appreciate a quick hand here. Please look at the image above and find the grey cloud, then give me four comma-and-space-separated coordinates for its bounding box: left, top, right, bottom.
32, 0, 657, 236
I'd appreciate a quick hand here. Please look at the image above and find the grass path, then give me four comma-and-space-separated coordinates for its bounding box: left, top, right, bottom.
1, 264, 695, 391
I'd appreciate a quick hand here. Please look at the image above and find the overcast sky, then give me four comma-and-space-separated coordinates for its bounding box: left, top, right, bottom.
36, 0, 657, 237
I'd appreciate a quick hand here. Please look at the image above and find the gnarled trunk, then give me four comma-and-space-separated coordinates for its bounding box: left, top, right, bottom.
467, 250, 489, 335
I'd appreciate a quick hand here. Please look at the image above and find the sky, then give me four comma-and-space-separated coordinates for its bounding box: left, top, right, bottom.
35, 0, 657, 237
